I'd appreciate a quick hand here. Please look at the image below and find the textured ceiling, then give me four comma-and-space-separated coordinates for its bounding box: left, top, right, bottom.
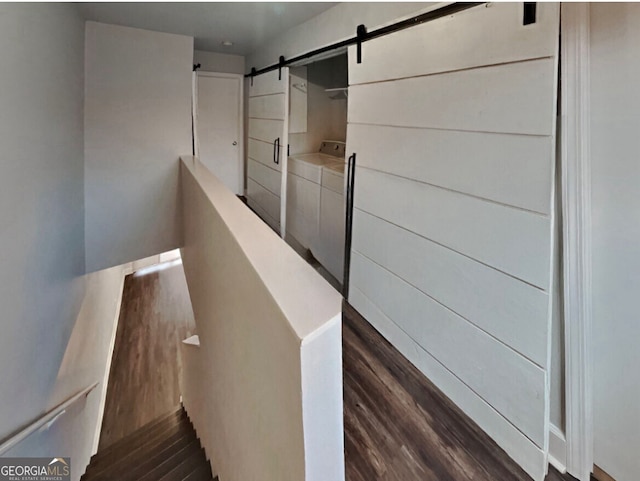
77, 2, 338, 56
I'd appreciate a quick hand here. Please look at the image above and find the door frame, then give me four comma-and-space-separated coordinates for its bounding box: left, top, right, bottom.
195, 71, 245, 195
559, 4, 593, 481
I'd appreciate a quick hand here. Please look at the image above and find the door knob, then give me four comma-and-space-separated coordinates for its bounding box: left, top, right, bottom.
232, 141, 238, 146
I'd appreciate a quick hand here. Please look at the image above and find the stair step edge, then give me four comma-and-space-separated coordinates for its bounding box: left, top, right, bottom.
137, 443, 204, 481
86, 433, 199, 481
93, 408, 185, 460
86, 425, 195, 477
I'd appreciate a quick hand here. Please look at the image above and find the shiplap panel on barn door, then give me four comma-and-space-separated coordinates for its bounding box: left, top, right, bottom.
351, 210, 549, 368
347, 124, 554, 215
248, 138, 281, 172
247, 158, 281, 197
247, 69, 289, 236
247, 179, 280, 231
345, 3, 559, 481
248, 93, 286, 120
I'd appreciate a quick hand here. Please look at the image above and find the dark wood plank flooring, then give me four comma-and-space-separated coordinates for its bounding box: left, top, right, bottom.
343, 301, 586, 481
99, 262, 196, 450
97, 252, 589, 480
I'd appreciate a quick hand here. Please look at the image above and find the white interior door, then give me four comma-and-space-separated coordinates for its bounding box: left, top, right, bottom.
247, 68, 289, 237
345, 4, 560, 481
197, 72, 243, 195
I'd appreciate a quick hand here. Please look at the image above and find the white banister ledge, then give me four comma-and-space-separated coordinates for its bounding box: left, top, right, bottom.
179, 156, 344, 481
180, 155, 342, 341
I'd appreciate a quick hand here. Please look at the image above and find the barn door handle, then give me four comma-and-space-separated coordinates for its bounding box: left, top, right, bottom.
343, 152, 356, 298
273, 138, 277, 164
273, 137, 280, 165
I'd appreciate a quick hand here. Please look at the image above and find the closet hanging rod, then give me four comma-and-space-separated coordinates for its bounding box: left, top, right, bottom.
245, 2, 484, 79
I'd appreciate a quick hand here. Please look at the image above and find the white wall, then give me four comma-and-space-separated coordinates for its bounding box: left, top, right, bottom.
0, 0, 86, 451
246, 2, 434, 72
0, 7, 128, 479
590, 4, 640, 480
6, 265, 127, 481
180, 157, 344, 481
194, 49, 245, 75
84, 22, 193, 272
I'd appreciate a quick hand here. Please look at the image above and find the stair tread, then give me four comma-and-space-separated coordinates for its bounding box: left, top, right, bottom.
157, 447, 206, 481
86, 423, 194, 478
92, 407, 184, 461
181, 461, 214, 481
99, 405, 182, 451
137, 441, 202, 481
103, 430, 199, 481
83, 408, 211, 481
87, 430, 198, 481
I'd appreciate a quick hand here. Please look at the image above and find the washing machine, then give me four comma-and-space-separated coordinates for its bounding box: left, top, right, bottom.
311, 153, 346, 283
286, 141, 345, 250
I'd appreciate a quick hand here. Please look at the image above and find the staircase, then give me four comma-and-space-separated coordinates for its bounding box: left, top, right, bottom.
82, 406, 215, 481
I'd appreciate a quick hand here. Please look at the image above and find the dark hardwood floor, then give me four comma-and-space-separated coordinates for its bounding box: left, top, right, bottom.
98, 262, 196, 450
343, 301, 586, 481
97, 252, 589, 480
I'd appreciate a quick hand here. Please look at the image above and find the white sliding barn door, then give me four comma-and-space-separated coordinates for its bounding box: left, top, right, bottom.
247, 68, 289, 237
346, 4, 560, 480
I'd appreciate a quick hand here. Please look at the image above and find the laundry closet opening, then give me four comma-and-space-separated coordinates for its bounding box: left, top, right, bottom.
284, 52, 349, 292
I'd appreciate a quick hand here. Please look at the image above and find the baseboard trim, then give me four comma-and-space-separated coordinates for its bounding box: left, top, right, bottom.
593, 465, 617, 481
549, 423, 567, 473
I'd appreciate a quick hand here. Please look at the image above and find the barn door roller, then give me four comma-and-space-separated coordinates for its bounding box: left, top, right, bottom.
356, 24, 367, 64
246, 2, 483, 80
523, 2, 537, 25
278, 56, 285, 80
